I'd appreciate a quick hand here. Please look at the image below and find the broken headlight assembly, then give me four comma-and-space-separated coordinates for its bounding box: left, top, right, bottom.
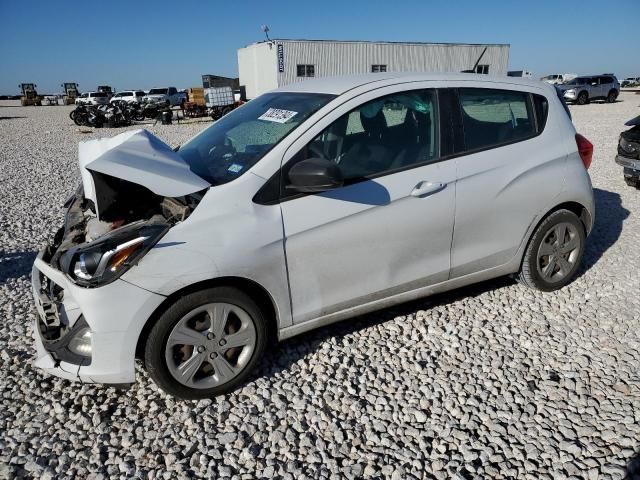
619, 136, 639, 158
59, 221, 169, 287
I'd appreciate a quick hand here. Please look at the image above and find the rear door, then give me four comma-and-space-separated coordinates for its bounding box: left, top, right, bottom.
599, 76, 613, 98
449, 86, 567, 277
279, 86, 457, 324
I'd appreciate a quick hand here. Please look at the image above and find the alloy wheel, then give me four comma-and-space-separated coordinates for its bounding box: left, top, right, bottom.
164, 302, 257, 389
536, 222, 581, 283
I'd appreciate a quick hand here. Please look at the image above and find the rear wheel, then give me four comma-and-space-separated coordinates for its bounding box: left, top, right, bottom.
517, 210, 585, 292
606, 90, 618, 103
576, 91, 588, 105
144, 287, 268, 399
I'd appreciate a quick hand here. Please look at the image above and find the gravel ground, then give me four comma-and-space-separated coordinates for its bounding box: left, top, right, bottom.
1, 94, 639, 480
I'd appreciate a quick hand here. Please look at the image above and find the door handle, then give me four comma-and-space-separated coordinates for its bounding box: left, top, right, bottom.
410, 181, 446, 198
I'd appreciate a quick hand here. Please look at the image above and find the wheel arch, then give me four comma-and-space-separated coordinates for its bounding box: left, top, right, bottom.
135, 276, 279, 358
518, 200, 592, 270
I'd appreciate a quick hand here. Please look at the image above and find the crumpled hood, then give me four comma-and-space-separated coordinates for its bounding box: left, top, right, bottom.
625, 115, 640, 127
78, 129, 210, 208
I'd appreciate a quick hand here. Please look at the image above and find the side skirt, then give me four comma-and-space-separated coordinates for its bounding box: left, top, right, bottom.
278, 261, 518, 341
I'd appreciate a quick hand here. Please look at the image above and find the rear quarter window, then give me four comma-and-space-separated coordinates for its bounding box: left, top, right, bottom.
458, 88, 535, 151
533, 94, 549, 131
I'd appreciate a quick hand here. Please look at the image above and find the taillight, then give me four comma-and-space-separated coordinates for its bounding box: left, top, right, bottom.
575, 133, 593, 169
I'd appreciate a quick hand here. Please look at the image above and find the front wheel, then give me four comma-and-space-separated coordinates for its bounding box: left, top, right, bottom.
576, 91, 588, 105
144, 287, 268, 399
517, 210, 586, 292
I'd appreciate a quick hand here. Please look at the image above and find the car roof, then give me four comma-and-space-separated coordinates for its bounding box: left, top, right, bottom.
273, 72, 548, 95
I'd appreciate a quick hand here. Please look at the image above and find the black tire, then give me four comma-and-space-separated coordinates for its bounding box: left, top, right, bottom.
144, 287, 268, 399
517, 209, 586, 292
69, 110, 76, 121
576, 91, 588, 105
606, 90, 618, 103
73, 113, 87, 126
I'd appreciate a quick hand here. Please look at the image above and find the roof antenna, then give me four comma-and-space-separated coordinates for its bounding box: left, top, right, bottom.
261, 25, 271, 42
461, 47, 487, 73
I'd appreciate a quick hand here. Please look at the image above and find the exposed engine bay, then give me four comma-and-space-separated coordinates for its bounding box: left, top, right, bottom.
47, 179, 203, 270
42, 129, 210, 287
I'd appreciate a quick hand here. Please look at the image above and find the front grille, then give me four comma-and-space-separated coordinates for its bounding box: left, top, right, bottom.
36, 272, 66, 340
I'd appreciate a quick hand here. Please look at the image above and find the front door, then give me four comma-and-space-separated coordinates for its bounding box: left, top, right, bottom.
279, 88, 457, 324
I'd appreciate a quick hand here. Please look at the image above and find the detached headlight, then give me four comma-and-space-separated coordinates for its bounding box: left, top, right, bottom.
60, 222, 169, 287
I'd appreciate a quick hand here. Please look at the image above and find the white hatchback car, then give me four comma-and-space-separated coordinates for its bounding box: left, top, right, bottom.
32, 73, 595, 399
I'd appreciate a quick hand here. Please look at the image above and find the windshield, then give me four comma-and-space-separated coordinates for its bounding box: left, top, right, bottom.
566, 78, 587, 85
148, 88, 168, 95
179, 92, 335, 185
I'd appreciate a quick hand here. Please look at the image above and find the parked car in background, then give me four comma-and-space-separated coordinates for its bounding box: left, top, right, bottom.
75, 91, 109, 105
111, 91, 146, 104
143, 87, 186, 106
97, 85, 114, 99
621, 77, 640, 88
541, 73, 577, 85
557, 75, 620, 105
32, 73, 595, 399
615, 114, 640, 188
508, 70, 533, 78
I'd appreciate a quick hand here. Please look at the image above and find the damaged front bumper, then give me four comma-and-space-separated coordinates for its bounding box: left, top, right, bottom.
615, 155, 640, 174
31, 247, 166, 385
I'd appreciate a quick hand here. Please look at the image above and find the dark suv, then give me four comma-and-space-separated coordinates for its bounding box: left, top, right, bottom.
616, 115, 640, 188
557, 75, 620, 105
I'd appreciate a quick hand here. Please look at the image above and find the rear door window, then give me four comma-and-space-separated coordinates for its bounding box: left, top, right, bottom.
458, 88, 535, 151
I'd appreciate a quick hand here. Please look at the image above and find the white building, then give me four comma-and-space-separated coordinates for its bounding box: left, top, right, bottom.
238, 39, 510, 99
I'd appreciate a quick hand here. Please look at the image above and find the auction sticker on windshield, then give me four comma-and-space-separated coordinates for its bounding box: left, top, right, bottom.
258, 108, 298, 124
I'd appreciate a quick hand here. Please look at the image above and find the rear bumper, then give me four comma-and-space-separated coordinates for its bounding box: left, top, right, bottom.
31, 248, 166, 384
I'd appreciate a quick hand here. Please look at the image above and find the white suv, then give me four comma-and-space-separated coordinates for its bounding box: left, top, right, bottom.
75, 92, 109, 105
32, 73, 595, 399
110, 90, 145, 104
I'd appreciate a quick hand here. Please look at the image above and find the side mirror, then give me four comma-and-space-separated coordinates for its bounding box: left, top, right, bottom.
287, 158, 343, 193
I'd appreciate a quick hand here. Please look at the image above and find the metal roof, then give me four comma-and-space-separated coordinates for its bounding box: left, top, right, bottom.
272, 72, 546, 96
245, 38, 510, 48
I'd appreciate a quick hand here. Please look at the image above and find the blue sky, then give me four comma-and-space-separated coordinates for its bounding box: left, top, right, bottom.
1, 0, 638, 94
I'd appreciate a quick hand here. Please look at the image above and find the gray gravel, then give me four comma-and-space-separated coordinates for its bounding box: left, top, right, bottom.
1, 95, 639, 480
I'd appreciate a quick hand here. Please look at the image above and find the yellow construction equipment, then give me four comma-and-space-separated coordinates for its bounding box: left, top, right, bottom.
61, 83, 80, 105
19, 83, 42, 106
